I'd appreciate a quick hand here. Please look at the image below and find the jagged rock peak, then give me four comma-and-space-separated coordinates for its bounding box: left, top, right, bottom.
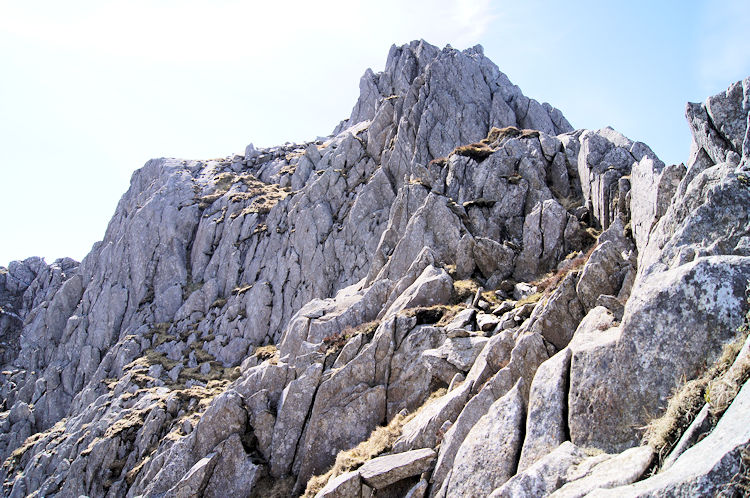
341, 39, 572, 137
2, 38, 750, 498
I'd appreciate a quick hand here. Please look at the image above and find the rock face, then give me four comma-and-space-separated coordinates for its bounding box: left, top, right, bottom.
1, 41, 749, 498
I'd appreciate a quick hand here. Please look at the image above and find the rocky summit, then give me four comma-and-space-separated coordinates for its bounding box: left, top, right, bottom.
1, 40, 750, 497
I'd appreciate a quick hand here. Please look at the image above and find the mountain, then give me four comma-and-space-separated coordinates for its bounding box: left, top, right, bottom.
1, 40, 749, 497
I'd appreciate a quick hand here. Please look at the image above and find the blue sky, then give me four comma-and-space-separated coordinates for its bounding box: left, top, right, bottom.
1, 0, 749, 266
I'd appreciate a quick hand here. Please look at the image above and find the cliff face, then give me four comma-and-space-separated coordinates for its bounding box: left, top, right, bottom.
1, 41, 749, 497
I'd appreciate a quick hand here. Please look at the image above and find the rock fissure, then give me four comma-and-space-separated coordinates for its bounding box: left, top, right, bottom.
2, 41, 749, 498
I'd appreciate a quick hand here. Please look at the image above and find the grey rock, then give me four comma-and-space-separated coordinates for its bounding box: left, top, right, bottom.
446, 380, 526, 496
270, 362, 323, 477
315, 470, 362, 498
476, 312, 500, 331
393, 381, 471, 453
527, 271, 583, 350
492, 442, 587, 497
381, 265, 453, 319
422, 336, 489, 371
551, 445, 653, 497
571, 257, 750, 452
359, 448, 436, 490
518, 348, 572, 471
575, 240, 631, 312
594, 379, 750, 496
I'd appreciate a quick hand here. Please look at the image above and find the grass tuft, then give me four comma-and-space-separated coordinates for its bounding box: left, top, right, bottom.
643, 288, 750, 469
302, 388, 447, 497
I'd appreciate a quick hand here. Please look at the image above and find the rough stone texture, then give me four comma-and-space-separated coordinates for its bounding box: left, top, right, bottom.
526, 271, 583, 350
518, 348, 572, 471
593, 380, 750, 497
445, 380, 526, 496
431, 332, 548, 489
315, 470, 362, 498
570, 257, 750, 452
2, 41, 749, 498
550, 446, 653, 497
359, 448, 436, 490
393, 380, 471, 453
491, 442, 587, 497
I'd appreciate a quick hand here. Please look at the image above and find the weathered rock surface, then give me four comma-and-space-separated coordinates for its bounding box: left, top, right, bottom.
2, 41, 749, 498
445, 380, 526, 496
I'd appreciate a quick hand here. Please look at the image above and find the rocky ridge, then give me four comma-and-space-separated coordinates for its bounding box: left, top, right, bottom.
1, 40, 749, 497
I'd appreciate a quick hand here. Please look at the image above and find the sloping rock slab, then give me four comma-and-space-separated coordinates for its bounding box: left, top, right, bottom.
550, 445, 652, 497
591, 379, 750, 497
359, 448, 436, 490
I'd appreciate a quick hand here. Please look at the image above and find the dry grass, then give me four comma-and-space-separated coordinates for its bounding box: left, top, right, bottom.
210, 297, 227, 309
452, 279, 504, 307
516, 292, 543, 307
320, 320, 380, 356
534, 244, 597, 294
643, 300, 750, 469
454, 142, 494, 161
253, 344, 279, 363
3, 420, 66, 473
453, 279, 480, 303
302, 388, 448, 497
485, 126, 540, 144
232, 284, 253, 296
716, 444, 750, 497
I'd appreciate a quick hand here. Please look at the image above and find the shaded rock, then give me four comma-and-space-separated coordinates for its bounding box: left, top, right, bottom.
393, 382, 471, 453
575, 240, 631, 312
527, 271, 583, 350
472, 237, 515, 280
203, 434, 263, 498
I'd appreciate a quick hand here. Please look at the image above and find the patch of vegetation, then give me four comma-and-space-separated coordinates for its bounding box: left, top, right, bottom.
463, 198, 496, 209
643, 288, 750, 470
302, 388, 447, 497
252, 475, 296, 498
3, 420, 66, 474
516, 292, 543, 307
428, 156, 449, 167
253, 344, 279, 363
485, 126, 540, 144
454, 142, 494, 161
210, 297, 227, 309
534, 244, 597, 294
214, 172, 236, 191
452, 279, 503, 307
320, 321, 380, 356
